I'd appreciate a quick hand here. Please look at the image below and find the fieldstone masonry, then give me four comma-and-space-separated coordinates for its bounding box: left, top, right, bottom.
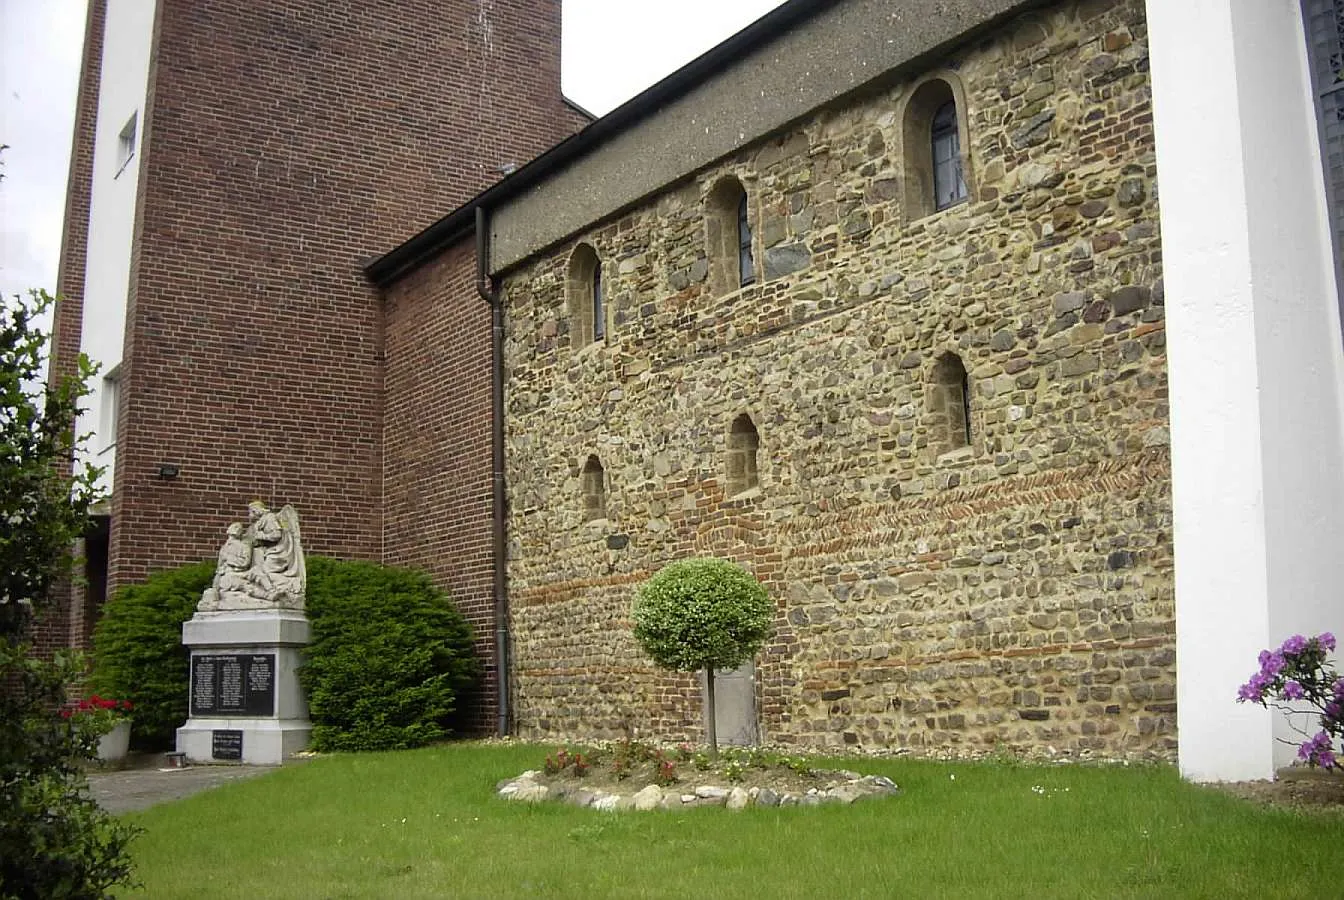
504, 0, 1174, 759
497, 769, 901, 811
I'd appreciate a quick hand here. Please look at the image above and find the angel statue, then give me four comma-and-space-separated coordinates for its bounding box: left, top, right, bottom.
199, 502, 307, 611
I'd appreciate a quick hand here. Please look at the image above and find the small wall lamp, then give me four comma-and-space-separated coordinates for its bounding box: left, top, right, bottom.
156, 463, 180, 479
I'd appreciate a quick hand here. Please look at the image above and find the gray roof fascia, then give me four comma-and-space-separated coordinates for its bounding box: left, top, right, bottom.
367, 0, 1043, 286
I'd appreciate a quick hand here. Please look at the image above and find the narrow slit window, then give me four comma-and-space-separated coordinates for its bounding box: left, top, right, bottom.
959, 364, 972, 448
116, 113, 138, 174
582, 455, 606, 521
727, 414, 760, 496
707, 176, 754, 295
738, 192, 755, 287
592, 265, 605, 342
567, 243, 601, 346
932, 101, 966, 211
100, 367, 121, 453
929, 352, 972, 454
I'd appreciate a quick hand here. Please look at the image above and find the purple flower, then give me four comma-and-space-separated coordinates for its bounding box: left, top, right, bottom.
1335, 678, 1344, 701
1321, 632, 1338, 652
1237, 672, 1271, 703
1325, 701, 1342, 723
1258, 650, 1286, 679
1281, 635, 1308, 656
1297, 731, 1339, 769
1283, 680, 1305, 701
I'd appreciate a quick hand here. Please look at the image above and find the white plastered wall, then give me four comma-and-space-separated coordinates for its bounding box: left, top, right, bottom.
1148, 0, 1344, 782
76, 0, 156, 493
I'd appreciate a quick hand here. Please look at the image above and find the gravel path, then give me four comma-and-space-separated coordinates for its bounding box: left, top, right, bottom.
86, 756, 280, 815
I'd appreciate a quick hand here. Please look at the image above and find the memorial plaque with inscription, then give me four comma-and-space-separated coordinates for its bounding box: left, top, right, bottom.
212, 730, 243, 760
190, 654, 276, 717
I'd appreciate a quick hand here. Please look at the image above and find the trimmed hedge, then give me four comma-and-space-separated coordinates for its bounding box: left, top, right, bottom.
89, 557, 480, 753
303, 558, 479, 751
89, 561, 212, 750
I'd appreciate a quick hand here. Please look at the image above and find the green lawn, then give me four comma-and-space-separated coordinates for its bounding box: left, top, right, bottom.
119, 743, 1343, 899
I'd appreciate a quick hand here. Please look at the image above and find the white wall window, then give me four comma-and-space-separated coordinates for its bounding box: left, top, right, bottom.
100, 368, 121, 454
116, 113, 138, 175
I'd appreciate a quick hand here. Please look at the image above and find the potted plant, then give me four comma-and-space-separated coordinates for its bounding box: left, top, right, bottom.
62, 694, 134, 763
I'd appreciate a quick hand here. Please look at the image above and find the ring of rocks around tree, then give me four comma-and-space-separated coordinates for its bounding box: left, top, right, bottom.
496, 744, 900, 811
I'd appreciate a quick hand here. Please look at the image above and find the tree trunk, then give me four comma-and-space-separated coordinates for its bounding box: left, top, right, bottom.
705, 664, 718, 757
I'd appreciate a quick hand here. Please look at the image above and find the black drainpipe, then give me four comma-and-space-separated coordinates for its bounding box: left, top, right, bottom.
475, 205, 509, 738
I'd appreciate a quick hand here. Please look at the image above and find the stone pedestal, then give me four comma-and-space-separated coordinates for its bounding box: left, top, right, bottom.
176, 609, 312, 765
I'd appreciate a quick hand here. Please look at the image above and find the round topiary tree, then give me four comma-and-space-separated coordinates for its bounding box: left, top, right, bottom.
90, 560, 213, 750
632, 558, 773, 755
302, 557, 480, 751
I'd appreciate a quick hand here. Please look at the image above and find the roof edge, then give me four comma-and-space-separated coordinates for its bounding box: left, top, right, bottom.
365, 0, 825, 287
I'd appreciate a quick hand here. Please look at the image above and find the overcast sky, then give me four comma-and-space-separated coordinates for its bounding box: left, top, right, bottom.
0, 0, 787, 302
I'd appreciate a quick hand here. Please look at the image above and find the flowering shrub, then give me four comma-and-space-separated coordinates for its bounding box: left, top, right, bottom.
543, 748, 570, 776
543, 747, 591, 777
610, 737, 655, 780
61, 694, 133, 738
1236, 632, 1341, 769
653, 753, 679, 786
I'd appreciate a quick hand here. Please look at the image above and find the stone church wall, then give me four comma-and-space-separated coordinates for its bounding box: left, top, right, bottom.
503, 0, 1174, 757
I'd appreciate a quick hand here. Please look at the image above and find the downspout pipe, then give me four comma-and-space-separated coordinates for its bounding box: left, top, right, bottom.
476, 205, 510, 738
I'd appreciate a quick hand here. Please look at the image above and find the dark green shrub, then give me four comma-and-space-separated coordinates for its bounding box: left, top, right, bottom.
89, 561, 211, 750
302, 558, 479, 751
89, 555, 479, 754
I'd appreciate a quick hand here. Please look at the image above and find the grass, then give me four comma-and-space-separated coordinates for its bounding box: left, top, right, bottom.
119, 742, 1344, 899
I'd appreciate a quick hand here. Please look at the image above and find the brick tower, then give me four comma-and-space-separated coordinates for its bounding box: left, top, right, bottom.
47, 0, 587, 687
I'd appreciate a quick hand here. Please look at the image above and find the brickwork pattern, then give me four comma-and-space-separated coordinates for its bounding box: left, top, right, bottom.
35, 0, 108, 660
100, 0, 583, 624
502, 0, 1175, 757
382, 241, 498, 733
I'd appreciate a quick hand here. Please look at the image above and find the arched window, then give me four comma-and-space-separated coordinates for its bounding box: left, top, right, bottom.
726, 414, 760, 496
901, 76, 972, 220
582, 455, 606, 521
931, 101, 967, 211
929, 352, 972, 455
567, 243, 603, 346
707, 177, 754, 295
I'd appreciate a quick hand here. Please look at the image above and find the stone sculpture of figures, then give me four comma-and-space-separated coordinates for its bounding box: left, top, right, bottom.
199, 502, 306, 611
